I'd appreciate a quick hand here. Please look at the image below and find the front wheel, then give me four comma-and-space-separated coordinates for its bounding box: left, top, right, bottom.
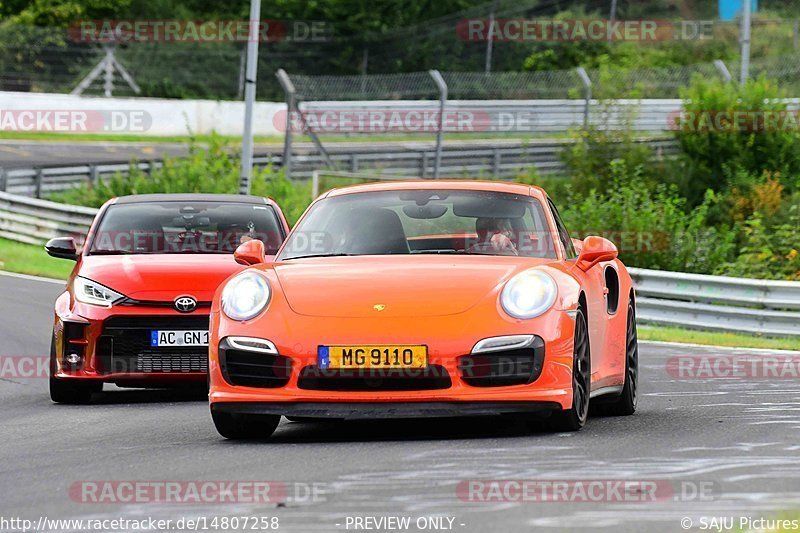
211, 410, 281, 440
548, 306, 590, 432
285, 416, 317, 423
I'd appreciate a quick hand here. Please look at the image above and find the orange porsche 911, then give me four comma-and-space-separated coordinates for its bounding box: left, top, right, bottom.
209, 181, 638, 439
47, 193, 289, 404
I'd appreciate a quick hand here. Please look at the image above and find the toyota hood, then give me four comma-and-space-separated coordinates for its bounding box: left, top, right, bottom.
273, 255, 550, 318
78, 254, 246, 302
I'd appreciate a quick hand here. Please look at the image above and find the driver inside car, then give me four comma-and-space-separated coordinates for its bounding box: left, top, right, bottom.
467, 217, 519, 256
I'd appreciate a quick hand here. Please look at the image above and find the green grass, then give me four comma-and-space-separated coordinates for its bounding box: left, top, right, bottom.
0, 238, 73, 280
638, 324, 800, 351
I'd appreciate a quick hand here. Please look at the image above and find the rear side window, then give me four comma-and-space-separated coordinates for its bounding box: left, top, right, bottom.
547, 198, 577, 259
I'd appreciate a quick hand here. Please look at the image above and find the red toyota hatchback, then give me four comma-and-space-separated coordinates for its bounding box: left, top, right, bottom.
45, 193, 289, 404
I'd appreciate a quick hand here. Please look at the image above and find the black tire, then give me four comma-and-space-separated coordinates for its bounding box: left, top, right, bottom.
596, 300, 638, 416
548, 306, 591, 432
211, 410, 281, 440
49, 336, 98, 404
285, 416, 318, 423
285, 416, 344, 424
284, 416, 316, 424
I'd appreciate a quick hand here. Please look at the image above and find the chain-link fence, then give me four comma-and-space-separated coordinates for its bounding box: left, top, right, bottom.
283, 55, 800, 103
1, 0, 799, 100
272, 51, 800, 177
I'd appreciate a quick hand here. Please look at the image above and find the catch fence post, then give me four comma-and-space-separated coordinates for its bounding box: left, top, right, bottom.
429, 70, 448, 179
276, 69, 296, 180
575, 67, 592, 130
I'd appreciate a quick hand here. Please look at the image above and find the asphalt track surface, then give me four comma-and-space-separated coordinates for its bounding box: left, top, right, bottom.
0, 141, 193, 168
0, 139, 527, 168
2, 272, 800, 533
0, 140, 383, 168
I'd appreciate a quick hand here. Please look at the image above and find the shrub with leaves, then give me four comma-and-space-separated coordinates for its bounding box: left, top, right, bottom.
51, 137, 311, 225
675, 75, 800, 205
716, 206, 800, 281
556, 159, 737, 273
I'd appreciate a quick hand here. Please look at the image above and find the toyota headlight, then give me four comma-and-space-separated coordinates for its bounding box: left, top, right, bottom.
221, 271, 271, 321
73, 276, 125, 307
500, 269, 557, 319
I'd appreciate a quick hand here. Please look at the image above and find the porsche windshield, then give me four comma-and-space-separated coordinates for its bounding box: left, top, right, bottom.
89, 201, 283, 255
279, 189, 557, 260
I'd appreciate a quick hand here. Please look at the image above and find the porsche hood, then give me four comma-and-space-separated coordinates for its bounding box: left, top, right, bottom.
273, 256, 551, 318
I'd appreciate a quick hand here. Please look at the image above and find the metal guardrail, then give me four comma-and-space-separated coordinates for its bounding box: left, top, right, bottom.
0, 191, 97, 245
299, 99, 694, 134
0, 137, 679, 198
630, 268, 800, 338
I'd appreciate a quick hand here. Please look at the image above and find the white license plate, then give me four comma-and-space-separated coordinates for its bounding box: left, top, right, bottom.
150, 330, 209, 347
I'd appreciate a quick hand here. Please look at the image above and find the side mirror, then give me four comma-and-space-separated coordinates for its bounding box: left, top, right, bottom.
45, 237, 79, 261
576, 236, 617, 271
234, 239, 266, 266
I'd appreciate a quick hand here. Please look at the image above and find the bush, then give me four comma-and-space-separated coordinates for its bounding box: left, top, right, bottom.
675, 75, 800, 205
548, 74, 800, 281
716, 206, 800, 281
559, 126, 654, 197
556, 159, 737, 273
51, 137, 312, 225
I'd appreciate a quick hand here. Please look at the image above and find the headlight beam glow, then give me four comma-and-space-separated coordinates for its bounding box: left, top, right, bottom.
500, 270, 557, 319
221, 271, 271, 321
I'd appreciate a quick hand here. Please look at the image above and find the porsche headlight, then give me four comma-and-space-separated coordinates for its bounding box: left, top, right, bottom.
500, 269, 557, 319
73, 276, 125, 307
221, 271, 271, 321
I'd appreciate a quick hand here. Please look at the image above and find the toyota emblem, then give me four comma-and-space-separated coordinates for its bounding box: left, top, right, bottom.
174, 296, 197, 313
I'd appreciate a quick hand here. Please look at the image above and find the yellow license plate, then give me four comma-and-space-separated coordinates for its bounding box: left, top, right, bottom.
319, 345, 427, 369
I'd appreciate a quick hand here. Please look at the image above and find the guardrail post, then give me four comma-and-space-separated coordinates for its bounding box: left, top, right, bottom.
575, 67, 592, 130
492, 148, 501, 178
713, 59, 733, 82
0, 167, 6, 192
350, 154, 359, 172
88, 164, 98, 189
429, 69, 448, 179
311, 170, 320, 200
34, 168, 43, 198
420, 152, 428, 178
276, 69, 296, 179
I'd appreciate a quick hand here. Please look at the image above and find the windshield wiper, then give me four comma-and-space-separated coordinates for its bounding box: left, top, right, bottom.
411, 249, 465, 254
88, 250, 132, 255
284, 253, 354, 260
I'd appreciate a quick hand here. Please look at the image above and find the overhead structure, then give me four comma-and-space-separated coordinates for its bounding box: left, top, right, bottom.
71, 46, 140, 97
